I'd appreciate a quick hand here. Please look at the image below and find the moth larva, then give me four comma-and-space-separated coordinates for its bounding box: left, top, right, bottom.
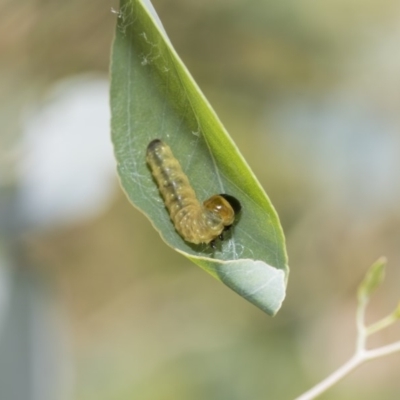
146, 139, 241, 246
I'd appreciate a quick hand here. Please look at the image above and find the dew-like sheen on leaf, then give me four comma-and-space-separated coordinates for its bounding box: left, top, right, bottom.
110, 0, 289, 315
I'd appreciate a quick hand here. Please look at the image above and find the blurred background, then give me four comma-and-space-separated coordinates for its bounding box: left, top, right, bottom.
1, 0, 400, 399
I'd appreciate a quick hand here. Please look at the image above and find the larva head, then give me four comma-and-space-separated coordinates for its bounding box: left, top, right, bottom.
219, 194, 242, 215
203, 194, 241, 227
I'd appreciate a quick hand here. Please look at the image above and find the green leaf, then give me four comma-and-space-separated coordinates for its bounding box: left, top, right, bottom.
357, 257, 387, 302
110, 0, 289, 315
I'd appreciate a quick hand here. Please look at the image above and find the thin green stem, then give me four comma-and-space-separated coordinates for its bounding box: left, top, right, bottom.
356, 297, 368, 351
366, 313, 398, 336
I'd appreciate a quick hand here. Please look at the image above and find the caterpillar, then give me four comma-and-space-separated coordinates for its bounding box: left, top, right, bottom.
146, 139, 241, 247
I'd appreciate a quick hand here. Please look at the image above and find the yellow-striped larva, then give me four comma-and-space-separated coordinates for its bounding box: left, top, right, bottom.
146, 139, 241, 247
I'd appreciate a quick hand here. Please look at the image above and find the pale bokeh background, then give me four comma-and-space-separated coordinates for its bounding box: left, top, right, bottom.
1, 1, 400, 399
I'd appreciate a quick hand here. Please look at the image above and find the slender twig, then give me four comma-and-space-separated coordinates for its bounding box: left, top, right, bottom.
366, 313, 398, 336
294, 301, 368, 400
294, 259, 399, 400
356, 297, 368, 351
293, 354, 363, 400
365, 341, 400, 360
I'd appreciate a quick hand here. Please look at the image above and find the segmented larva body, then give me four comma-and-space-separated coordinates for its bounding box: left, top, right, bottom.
146, 139, 241, 245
